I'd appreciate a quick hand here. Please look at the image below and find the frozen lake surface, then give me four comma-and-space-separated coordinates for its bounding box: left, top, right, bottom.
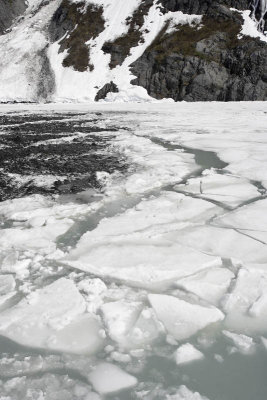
0, 102, 266, 400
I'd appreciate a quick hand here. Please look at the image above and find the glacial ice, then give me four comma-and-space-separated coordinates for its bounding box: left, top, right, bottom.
176, 267, 234, 306
148, 294, 224, 340
0, 103, 266, 399
88, 362, 137, 394
65, 192, 222, 288
176, 172, 259, 208
0, 278, 104, 354
174, 343, 204, 365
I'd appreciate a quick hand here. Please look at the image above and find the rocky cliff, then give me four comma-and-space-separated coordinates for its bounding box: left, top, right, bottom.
0, 0, 266, 102
131, 1, 267, 101
0, 0, 27, 34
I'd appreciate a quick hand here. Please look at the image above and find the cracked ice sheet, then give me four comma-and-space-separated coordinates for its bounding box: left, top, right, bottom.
0, 278, 104, 354
175, 172, 259, 208
138, 103, 267, 188
111, 131, 196, 195
64, 192, 222, 288
0, 193, 103, 267
213, 198, 267, 244
173, 225, 267, 264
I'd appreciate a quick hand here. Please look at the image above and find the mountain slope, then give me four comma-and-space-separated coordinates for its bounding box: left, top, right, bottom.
0, 0, 266, 102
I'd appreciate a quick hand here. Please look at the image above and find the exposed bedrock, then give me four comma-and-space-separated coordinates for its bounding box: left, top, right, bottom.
131, 13, 267, 102
49, 0, 105, 72
95, 82, 119, 102
159, 0, 252, 14
0, 0, 27, 35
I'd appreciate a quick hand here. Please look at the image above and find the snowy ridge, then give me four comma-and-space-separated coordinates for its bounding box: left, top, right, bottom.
0, 0, 265, 102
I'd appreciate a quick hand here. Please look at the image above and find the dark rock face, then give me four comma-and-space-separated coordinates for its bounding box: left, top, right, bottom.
131, 8, 267, 101
159, 0, 251, 14
95, 82, 119, 101
49, 0, 105, 72
0, 0, 27, 35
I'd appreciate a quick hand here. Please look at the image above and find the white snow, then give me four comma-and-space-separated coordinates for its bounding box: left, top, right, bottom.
239, 10, 267, 42
148, 294, 224, 340
88, 362, 137, 394
174, 343, 204, 365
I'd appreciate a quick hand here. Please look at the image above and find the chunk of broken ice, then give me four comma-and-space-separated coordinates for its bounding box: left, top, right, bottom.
174, 343, 204, 365
148, 294, 224, 340
0, 278, 104, 354
88, 362, 137, 394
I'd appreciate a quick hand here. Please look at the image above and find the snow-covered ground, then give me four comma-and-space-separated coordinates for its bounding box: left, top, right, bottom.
0, 102, 267, 400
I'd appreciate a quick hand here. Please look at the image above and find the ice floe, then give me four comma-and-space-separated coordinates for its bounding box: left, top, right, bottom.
174, 343, 204, 365
0, 278, 104, 354
88, 362, 137, 394
148, 294, 224, 340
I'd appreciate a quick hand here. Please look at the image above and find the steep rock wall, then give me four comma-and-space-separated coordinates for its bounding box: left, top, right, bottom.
0, 0, 27, 34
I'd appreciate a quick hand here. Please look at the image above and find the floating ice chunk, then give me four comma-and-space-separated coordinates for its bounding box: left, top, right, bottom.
101, 300, 142, 345
176, 268, 234, 305
0, 195, 52, 221
223, 265, 267, 334
0, 372, 100, 400
127, 307, 164, 348
0, 278, 104, 354
261, 337, 267, 350
176, 173, 259, 208
148, 294, 224, 340
223, 330, 255, 354
174, 343, 204, 365
166, 385, 210, 400
88, 363, 137, 394
0, 220, 72, 254
110, 351, 131, 363
78, 278, 107, 296
214, 354, 224, 363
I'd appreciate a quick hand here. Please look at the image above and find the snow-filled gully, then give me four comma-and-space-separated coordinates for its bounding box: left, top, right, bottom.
0, 102, 267, 400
